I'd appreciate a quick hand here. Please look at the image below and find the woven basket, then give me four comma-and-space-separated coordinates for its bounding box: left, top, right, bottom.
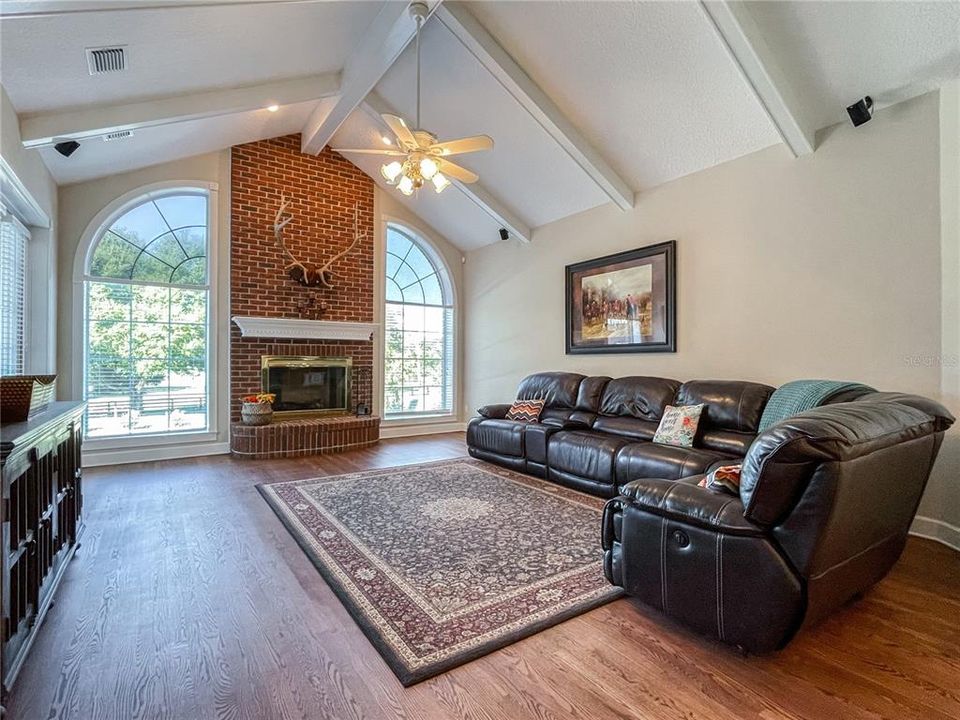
1, 375, 57, 423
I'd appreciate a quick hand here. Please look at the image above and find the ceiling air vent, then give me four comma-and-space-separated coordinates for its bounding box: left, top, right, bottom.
103, 130, 133, 142
86, 46, 127, 75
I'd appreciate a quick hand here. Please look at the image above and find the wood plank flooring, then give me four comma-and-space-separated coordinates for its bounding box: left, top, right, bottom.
6, 433, 960, 720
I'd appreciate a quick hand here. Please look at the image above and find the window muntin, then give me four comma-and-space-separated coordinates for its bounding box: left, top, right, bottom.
384, 225, 453, 418
83, 191, 209, 439
0, 211, 28, 375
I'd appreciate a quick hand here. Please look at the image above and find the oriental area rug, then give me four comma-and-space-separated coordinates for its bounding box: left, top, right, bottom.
257, 458, 621, 685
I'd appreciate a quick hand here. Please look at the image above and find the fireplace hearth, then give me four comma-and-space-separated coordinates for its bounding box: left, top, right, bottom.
262, 356, 352, 416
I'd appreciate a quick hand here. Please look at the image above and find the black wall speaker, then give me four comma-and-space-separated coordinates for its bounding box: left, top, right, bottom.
846, 96, 874, 127
54, 140, 81, 157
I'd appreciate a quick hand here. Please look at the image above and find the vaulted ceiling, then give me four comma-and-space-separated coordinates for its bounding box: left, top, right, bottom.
2, 0, 958, 251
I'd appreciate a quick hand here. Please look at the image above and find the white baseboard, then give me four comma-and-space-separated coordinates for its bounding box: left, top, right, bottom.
909, 515, 960, 553
380, 421, 467, 439
84, 441, 230, 467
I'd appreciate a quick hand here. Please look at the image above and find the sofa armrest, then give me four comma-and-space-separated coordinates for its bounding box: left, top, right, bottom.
477, 403, 512, 419
617, 477, 764, 536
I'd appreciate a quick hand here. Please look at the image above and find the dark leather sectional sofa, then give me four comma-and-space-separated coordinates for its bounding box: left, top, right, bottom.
467, 372, 954, 652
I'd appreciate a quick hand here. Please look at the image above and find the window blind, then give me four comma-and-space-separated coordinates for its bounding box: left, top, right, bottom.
0, 209, 28, 376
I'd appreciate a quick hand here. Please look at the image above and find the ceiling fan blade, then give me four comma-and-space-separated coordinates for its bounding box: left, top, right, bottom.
430, 135, 494, 156
382, 114, 418, 148
439, 159, 479, 184
332, 148, 407, 156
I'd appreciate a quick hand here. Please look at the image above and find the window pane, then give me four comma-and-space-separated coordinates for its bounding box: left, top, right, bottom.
385, 252, 402, 279
110, 201, 169, 249
131, 253, 175, 283
171, 257, 206, 285
403, 304, 425, 332
421, 273, 443, 306
403, 331, 423, 360
133, 285, 169, 322
145, 231, 187, 267
402, 281, 424, 305
387, 229, 412, 259
423, 305, 444, 332
88, 233, 139, 279
170, 288, 206, 324
393, 261, 418, 293
405, 245, 436, 280
386, 278, 403, 303
154, 194, 206, 230
177, 227, 206, 259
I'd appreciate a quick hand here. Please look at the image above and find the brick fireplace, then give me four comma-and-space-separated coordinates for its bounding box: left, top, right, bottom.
229, 134, 380, 458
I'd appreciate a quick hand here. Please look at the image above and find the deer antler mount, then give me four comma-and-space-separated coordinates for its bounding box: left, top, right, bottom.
272, 194, 367, 288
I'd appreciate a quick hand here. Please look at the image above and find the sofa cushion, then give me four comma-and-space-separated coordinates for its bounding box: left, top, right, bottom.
591, 415, 659, 441
597, 376, 681, 421
615, 442, 737, 485
548, 430, 632, 485
516, 372, 584, 409
465, 418, 525, 457
675, 380, 774, 433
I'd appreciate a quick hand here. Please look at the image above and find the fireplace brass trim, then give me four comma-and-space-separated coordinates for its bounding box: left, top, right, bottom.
261, 356, 353, 417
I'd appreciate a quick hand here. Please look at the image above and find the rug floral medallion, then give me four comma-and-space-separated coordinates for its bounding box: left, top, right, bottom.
258, 457, 622, 685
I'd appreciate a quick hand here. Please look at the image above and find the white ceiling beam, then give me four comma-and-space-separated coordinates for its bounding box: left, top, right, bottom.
699, 1, 815, 157
301, 0, 441, 156
0, 1, 325, 17
359, 94, 531, 243
20, 73, 340, 149
435, 2, 634, 211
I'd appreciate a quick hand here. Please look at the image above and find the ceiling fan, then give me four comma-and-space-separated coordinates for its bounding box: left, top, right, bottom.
333, 2, 493, 196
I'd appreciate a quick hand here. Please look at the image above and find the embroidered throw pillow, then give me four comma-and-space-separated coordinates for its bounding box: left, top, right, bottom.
652, 404, 704, 447
698, 464, 743, 496
506, 398, 545, 423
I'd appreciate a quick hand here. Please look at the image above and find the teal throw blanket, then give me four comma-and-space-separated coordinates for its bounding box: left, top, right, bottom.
758, 380, 875, 432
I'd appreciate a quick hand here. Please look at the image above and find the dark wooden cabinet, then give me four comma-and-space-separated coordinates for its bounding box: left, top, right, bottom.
0, 402, 84, 695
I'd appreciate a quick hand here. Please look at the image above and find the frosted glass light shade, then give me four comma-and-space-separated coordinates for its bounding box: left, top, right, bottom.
397, 175, 415, 196
381, 161, 403, 184
419, 157, 439, 180
431, 172, 451, 193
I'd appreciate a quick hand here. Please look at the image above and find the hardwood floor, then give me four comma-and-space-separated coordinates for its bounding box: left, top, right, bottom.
6, 433, 960, 720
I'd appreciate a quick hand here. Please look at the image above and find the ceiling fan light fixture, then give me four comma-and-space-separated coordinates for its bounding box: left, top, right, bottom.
419, 156, 439, 180
381, 161, 403, 184
432, 172, 451, 193
397, 175, 415, 196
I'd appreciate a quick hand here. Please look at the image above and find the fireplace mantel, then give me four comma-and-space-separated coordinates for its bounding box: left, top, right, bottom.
232, 316, 378, 342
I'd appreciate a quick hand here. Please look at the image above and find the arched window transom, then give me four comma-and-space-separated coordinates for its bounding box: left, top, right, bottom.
384, 225, 454, 418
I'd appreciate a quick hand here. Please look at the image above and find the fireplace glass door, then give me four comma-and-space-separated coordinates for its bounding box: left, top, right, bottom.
262, 356, 352, 415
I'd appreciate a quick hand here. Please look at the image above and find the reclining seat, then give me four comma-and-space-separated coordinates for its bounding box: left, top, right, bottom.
547, 377, 680, 497
602, 394, 954, 652
466, 372, 585, 476
615, 380, 774, 484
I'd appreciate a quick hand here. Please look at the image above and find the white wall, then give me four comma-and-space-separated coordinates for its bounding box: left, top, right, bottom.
464, 90, 959, 548
1, 84, 58, 373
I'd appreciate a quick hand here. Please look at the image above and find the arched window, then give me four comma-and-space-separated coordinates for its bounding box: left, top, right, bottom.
384, 224, 454, 418
82, 189, 210, 438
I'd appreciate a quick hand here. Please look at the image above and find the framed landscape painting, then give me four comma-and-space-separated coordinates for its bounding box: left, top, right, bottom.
565, 240, 676, 354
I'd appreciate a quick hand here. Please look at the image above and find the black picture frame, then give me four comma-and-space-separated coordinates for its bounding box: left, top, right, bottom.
565, 240, 676, 354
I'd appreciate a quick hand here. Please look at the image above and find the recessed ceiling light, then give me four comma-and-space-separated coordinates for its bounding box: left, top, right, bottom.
266, 104, 280, 113
381, 135, 393, 145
